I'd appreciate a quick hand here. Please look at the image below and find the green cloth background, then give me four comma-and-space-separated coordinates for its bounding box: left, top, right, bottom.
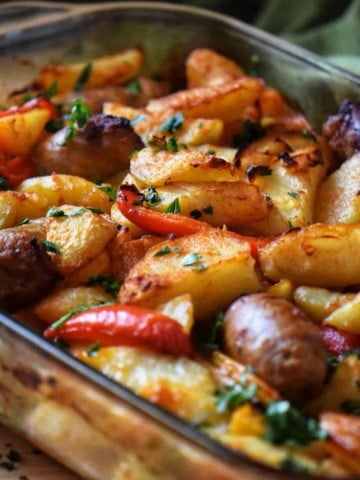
176, 0, 360, 74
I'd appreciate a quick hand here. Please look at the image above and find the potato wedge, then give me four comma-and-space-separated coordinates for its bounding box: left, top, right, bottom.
37, 49, 143, 94
294, 286, 355, 323
130, 148, 245, 186
156, 294, 194, 335
324, 293, 360, 334
35, 286, 114, 325
0, 190, 49, 229
186, 48, 244, 88
0, 107, 52, 155
17, 173, 113, 213
119, 229, 261, 320
82, 345, 219, 423
59, 250, 112, 289
46, 205, 117, 276
150, 181, 267, 231
147, 77, 264, 124
315, 153, 360, 224
259, 223, 360, 288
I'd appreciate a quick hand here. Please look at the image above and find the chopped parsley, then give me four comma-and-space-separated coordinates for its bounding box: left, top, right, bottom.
45, 117, 65, 133
154, 245, 172, 257
126, 79, 141, 95
159, 112, 184, 134
166, 136, 179, 152
88, 274, 121, 296
97, 184, 117, 201
181, 252, 207, 271
281, 456, 312, 475
233, 120, 265, 150
73, 62, 93, 92
287, 191, 298, 199
215, 376, 258, 413
86, 207, 104, 214
49, 304, 90, 331
130, 114, 148, 126
165, 197, 181, 214
46, 207, 67, 218
0, 176, 9, 190
42, 240, 61, 254
197, 311, 224, 350
59, 98, 90, 146
207, 149, 216, 155
263, 401, 327, 446
86, 341, 101, 357
144, 187, 162, 206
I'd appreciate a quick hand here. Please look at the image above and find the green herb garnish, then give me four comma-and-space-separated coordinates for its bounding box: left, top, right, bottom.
190, 209, 202, 219
263, 401, 328, 446
287, 191, 298, 199
45, 118, 65, 133
233, 120, 265, 150
73, 62, 92, 92
302, 129, 317, 142
144, 187, 162, 206
59, 98, 90, 146
197, 311, 224, 350
159, 112, 184, 134
181, 252, 207, 270
88, 274, 121, 296
130, 114, 148, 126
42, 241, 61, 254
281, 456, 312, 475
126, 79, 141, 95
86, 341, 101, 357
16, 217, 30, 226
165, 197, 181, 214
154, 246, 172, 257
49, 304, 90, 331
165, 136, 179, 152
97, 184, 117, 201
46, 207, 67, 218
86, 207, 104, 214
215, 377, 258, 413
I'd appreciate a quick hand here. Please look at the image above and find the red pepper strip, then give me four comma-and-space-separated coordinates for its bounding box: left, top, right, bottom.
117, 184, 211, 237
0, 97, 57, 119
320, 325, 360, 355
44, 304, 193, 357
117, 184, 267, 259
0, 153, 35, 187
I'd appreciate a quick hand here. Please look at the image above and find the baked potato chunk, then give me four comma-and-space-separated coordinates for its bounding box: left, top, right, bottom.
17, 174, 114, 213
259, 223, 360, 288
186, 48, 244, 88
119, 229, 261, 321
315, 153, 360, 224
150, 181, 268, 231
130, 148, 245, 186
147, 77, 264, 124
36, 48, 144, 94
46, 205, 117, 276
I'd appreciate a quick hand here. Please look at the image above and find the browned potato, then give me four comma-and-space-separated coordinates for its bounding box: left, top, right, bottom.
186, 48, 244, 88
223, 293, 328, 403
258, 223, 360, 288
119, 229, 261, 320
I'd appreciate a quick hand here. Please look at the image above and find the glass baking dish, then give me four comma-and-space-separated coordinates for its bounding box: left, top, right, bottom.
1, 2, 360, 479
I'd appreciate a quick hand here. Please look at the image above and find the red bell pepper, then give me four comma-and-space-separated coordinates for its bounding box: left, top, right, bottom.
44, 304, 193, 357
0, 97, 57, 119
116, 184, 266, 258
0, 153, 35, 187
320, 325, 360, 355
117, 184, 212, 237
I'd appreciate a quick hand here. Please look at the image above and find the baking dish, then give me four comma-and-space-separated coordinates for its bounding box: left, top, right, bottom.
1, 2, 360, 479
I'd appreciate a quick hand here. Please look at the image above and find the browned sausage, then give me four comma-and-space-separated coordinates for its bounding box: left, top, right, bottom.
223, 293, 328, 403
0, 224, 59, 312
32, 114, 144, 180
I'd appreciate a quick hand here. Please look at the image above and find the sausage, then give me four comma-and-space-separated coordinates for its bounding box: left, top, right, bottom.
323, 100, 360, 161
0, 224, 59, 311
223, 293, 328, 403
32, 114, 144, 180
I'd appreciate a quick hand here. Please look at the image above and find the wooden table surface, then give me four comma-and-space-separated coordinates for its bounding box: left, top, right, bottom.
0, 424, 81, 480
